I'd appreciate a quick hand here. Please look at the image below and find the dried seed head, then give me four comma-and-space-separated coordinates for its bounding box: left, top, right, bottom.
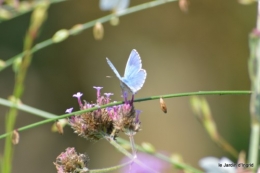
52, 119, 68, 134
93, 22, 104, 40
179, 0, 189, 13
68, 87, 142, 141
110, 15, 119, 26
54, 147, 89, 173
160, 97, 167, 113
12, 129, 19, 145
56, 121, 63, 134
52, 29, 69, 43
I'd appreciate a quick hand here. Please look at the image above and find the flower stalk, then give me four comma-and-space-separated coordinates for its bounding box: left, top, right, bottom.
1, 2, 49, 173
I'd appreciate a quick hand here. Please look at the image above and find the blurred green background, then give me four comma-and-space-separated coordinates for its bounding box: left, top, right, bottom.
0, 0, 256, 172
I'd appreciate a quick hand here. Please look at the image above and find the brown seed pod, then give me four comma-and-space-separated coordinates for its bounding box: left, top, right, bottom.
93, 22, 104, 40
56, 121, 64, 134
160, 97, 167, 113
179, 0, 189, 13
12, 129, 19, 145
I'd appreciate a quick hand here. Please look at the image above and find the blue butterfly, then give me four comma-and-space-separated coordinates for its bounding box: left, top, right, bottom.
106, 49, 147, 95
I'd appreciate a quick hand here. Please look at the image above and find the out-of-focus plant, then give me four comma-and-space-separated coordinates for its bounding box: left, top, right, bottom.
0, 0, 257, 173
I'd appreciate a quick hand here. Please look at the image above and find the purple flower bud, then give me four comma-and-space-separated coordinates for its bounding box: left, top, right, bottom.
123, 103, 130, 111
65, 107, 73, 113
93, 86, 103, 97
73, 92, 83, 98
104, 93, 114, 103
68, 116, 76, 123
73, 92, 83, 108
122, 91, 128, 103
104, 93, 114, 97
111, 106, 119, 120
135, 110, 141, 123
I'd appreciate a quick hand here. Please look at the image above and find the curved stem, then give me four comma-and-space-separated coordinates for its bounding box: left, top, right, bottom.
0, 98, 57, 119
0, 90, 251, 140
2, 3, 49, 173
0, 0, 177, 72
89, 160, 132, 173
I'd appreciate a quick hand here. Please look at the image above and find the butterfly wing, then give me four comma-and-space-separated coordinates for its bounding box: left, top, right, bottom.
122, 49, 147, 94
106, 58, 122, 80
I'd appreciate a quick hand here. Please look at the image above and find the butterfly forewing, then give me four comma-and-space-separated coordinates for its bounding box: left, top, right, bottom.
122, 49, 147, 94
106, 58, 122, 80
124, 49, 142, 78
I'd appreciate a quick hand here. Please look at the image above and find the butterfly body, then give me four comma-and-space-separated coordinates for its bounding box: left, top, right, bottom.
106, 49, 147, 95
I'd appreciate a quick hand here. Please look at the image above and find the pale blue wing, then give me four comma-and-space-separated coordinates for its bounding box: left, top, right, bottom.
99, 0, 129, 11
115, 0, 130, 11
106, 58, 122, 80
122, 49, 146, 94
121, 69, 147, 94
124, 49, 142, 78
99, 0, 117, 11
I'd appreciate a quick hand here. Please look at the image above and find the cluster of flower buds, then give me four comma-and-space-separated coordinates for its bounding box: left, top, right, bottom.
54, 147, 89, 173
66, 86, 141, 141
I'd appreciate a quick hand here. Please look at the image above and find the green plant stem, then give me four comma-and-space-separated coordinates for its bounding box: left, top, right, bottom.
0, 0, 177, 72
89, 160, 132, 173
248, 3, 260, 168
0, 98, 57, 119
248, 121, 260, 166
2, 3, 49, 173
117, 138, 203, 173
0, 90, 251, 140
103, 134, 159, 173
135, 90, 251, 102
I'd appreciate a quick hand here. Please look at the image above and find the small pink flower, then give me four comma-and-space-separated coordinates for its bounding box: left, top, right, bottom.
65, 107, 73, 113
135, 110, 141, 123
93, 86, 103, 104
73, 92, 83, 108
104, 93, 114, 103
73, 92, 83, 98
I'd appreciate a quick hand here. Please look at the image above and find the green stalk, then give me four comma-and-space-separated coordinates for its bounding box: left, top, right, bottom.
0, 90, 251, 141
248, 2, 260, 167
89, 160, 132, 173
1, 2, 49, 173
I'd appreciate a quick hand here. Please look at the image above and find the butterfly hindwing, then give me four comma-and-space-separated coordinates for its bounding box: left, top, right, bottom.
122, 69, 146, 94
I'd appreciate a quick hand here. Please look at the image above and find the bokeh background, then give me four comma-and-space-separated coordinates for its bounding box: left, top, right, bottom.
0, 0, 256, 172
